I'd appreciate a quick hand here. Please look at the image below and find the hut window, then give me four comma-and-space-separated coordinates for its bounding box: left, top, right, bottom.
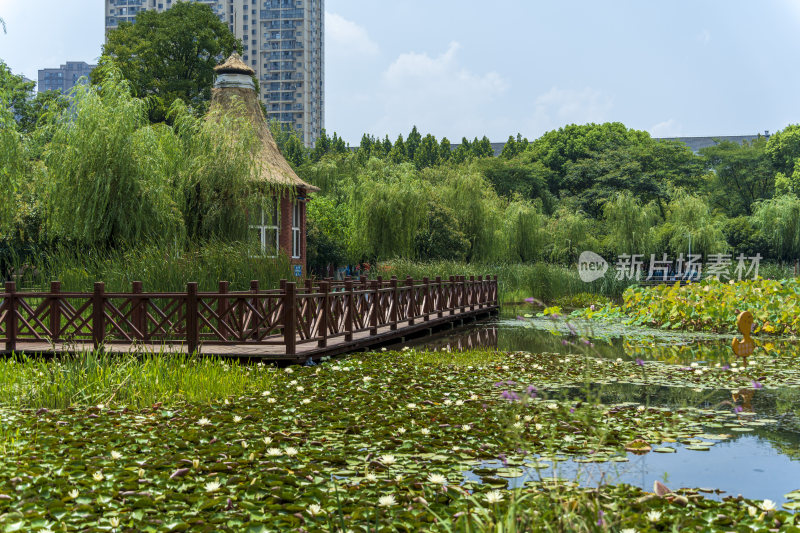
291, 201, 301, 259
250, 203, 279, 257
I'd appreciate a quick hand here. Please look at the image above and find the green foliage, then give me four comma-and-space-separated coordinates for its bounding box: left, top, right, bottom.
96, 1, 241, 122
602, 191, 661, 256
306, 195, 349, 273
0, 88, 23, 236
655, 193, 727, 257
413, 201, 470, 261
752, 194, 800, 260
44, 71, 184, 246
596, 278, 800, 335
702, 137, 774, 216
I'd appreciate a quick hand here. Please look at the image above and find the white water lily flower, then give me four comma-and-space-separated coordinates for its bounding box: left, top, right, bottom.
455, 399, 464, 406
285, 447, 298, 456
461, 424, 471, 431
760, 499, 777, 511
267, 448, 282, 456
513, 422, 523, 429
562, 435, 574, 443
747, 505, 758, 517
394, 474, 403, 482
524, 415, 533, 422
197, 417, 211, 426
261, 391, 270, 396
396, 427, 407, 435
406, 403, 417, 409
646, 510, 661, 522
110, 451, 122, 460
378, 494, 397, 507
301, 398, 311, 404
92, 471, 104, 482
420, 428, 430, 435
620, 529, 638, 533
138, 468, 146, 477
365, 472, 378, 482
233, 415, 242, 423
296, 386, 304, 392
362, 376, 372, 382
205, 480, 221, 493
484, 490, 504, 504
307, 503, 323, 516
637, 405, 646, 412
547, 403, 559, 410
535, 423, 544, 431
443, 399, 453, 406
241, 441, 248, 449
284, 367, 293, 374
109, 517, 120, 528
380, 454, 396, 465
68, 489, 79, 499
427, 473, 447, 485
263, 436, 273, 445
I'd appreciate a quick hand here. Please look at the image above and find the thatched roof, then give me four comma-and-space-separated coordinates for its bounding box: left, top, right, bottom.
213, 53, 255, 76
209, 55, 319, 193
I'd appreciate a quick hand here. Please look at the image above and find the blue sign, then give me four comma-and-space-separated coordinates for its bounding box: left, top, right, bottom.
294, 265, 302, 277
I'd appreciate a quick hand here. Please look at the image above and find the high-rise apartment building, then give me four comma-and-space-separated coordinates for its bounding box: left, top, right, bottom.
37, 62, 97, 93
104, 0, 324, 146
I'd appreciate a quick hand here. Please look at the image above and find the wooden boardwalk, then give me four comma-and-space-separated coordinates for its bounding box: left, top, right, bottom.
1, 276, 498, 363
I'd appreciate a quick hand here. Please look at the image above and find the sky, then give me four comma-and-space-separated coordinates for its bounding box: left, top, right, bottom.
2, 1, 800, 144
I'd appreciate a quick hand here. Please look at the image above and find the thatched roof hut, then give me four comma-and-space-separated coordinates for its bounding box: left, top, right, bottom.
210, 53, 318, 193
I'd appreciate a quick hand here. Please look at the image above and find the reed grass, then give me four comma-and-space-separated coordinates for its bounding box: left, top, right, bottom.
4, 240, 294, 292
0, 351, 277, 409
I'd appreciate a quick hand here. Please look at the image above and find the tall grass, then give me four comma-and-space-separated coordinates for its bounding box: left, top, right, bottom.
4, 240, 294, 292
0, 351, 277, 409
379, 259, 632, 303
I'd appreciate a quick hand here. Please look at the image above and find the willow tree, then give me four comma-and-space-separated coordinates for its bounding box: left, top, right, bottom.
602, 191, 661, 256
170, 98, 264, 242
753, 195, 800, 260
44, 71, 184, 247
658, 193, 727, 257
504, 199, 547, 262
0, 89, 23, 236
348, 162, 428, 260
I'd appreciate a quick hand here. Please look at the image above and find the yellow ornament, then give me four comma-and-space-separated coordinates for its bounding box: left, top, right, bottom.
731, 311, 755, 366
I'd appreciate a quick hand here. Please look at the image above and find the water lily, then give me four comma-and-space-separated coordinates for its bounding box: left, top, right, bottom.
396, 427, 407, 435
420, 428, 430, 435
267, 448, 282, 457
263, 436, 273, 445
380, 454, 396, 465
285, 447, 298, 456
406, 403, 417, 409
205, 480, 221, 493
68, 489, 79, 499
307, 503, 323, 516
233, 415, 242, 423
365, 472, 378, 482
109, 517, 120, 528
110, 451, 122, 460
378, 494, 397, 507
284, 367, 293, 374
484, 490, 504, 504
455, 399, 464, 406
138, 468, 145, 477
461, 424, 471, 431
760, 499, 776, 511
296, 386, 304, 392
197, 417, 211, 426
301, 398, 311, 404
646, 510, 661, 522
427, 473, 447, 485
267, 397, 277, 403
92, 471, 104, 482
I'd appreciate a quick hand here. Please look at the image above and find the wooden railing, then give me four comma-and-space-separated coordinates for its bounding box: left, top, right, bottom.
0, 275, 498, 356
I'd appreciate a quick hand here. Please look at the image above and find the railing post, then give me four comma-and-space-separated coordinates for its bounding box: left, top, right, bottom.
477, 275, 484, 309
283, 282, 297, 356
493, 275, 498, 305
49, 281, 61, 342
422, 277, 430, 322
390, 277, 398, 331
4, 282, 16, 353
449, 276, 456, 316
217, 281, 229, 341
131, 281, 144, 340
436, 276, 443, 318
469, 276, 476, 311
92, 282, 105, 350
304, 278, 313, 331
318, 281, 329, 348
186, 282, 199, 354
344, 279, 354, 341
369, 280, 379, 335
405, 276, 415, 326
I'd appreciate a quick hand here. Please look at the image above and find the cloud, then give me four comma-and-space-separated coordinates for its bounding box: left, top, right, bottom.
371, 41, 509, 138
325, 12, 378, 58
530, 87, 613, 131
650, 119, 681, 138
697, 29, 711, 44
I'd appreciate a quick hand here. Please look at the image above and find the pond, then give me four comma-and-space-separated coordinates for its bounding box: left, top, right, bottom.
401, 306, 800, 507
